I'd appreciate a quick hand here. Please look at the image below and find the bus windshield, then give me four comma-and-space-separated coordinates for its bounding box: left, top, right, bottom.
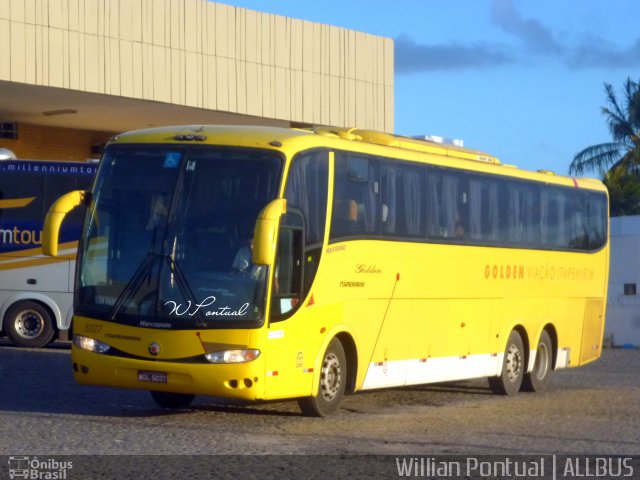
76, 145, 282, 329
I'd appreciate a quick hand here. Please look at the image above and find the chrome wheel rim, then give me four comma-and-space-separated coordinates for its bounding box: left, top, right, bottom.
15, 310, 45, 339
505, 342, 523, 383
320, 352, 342, 401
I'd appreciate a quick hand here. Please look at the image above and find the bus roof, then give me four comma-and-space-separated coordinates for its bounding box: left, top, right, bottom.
110, 124, 494, 160
108, 125, 606, 191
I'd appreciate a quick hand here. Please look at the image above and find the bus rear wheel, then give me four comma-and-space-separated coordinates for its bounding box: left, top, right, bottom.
522, 330, 553, 392
298, 339, 347, 417
150, 391, 195, 409
4, 301, 55, 348
489, 330, 525, 395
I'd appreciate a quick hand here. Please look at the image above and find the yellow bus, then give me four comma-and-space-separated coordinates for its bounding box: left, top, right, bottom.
43, 126, 609, 416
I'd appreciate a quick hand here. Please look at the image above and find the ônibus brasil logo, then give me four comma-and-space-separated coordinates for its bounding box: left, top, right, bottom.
8, 456, 72, 479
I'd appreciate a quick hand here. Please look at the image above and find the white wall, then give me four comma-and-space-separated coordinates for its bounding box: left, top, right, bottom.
607, 215, 640, 347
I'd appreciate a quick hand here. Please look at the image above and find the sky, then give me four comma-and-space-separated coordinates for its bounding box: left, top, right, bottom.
225, 0, 640, 176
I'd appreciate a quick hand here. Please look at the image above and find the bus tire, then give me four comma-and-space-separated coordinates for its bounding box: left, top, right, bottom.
489, 330, 525, 395
150, 391, 195, 409
298, 339, 347, 417
522, 330, 553, 392
4, 301, 56, 348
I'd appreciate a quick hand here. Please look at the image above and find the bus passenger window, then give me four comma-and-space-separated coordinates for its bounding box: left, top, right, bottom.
330, 153, 379, 240
427, 168, 467, 240
332, 199, 358, 235
381, 160, 425, 238
469, 177, 499, 243
587, 193, 607, 250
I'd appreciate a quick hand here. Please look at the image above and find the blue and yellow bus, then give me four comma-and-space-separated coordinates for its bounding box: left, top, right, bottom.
0, 159, 96, 347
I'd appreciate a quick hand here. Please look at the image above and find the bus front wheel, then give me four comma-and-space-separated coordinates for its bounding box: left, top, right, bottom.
522, 330, 553, 392
298, 339, 347, 417
4, 301, 55, 348
489, 330, 525, 395
150, 391, 195, 409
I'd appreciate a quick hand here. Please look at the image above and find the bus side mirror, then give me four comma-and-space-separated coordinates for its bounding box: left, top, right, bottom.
252, 198, 287, 266
42, 190, 88, 257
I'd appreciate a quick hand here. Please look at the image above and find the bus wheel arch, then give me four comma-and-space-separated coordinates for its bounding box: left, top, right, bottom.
3, 300, 57, 348
335, 332, 358, 394
298, 336, 350, 417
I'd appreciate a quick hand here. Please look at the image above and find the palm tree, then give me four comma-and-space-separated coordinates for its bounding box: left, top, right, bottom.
603, 167, 640, 216
569, 77, 640, 176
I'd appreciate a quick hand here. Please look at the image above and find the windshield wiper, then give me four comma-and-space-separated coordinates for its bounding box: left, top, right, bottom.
164, 255, 207, 328
108, 253, 207, 328
109, 253, 159, 321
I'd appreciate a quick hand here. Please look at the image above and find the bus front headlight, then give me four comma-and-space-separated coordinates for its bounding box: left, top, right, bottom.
73, 335, 111, 353
205, 349, 260, 363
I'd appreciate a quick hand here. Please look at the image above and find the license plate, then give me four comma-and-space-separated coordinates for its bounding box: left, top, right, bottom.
138, 370, 168, 383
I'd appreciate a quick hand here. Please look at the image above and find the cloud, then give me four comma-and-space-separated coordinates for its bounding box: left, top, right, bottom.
490, 0, 640, 69
566, 37, 640, 69
490, 0, 563, 55
395, 0, 640, 74
394, 34, 512, 73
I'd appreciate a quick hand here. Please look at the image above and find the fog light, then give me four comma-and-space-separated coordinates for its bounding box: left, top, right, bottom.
205, 349, 260, 364
73, 335, 111, 353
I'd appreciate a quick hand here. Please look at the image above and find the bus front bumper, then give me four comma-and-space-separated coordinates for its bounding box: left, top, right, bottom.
71, 346, 265, 401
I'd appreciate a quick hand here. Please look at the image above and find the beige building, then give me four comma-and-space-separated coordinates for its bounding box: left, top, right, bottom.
0, 0, 394, 161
